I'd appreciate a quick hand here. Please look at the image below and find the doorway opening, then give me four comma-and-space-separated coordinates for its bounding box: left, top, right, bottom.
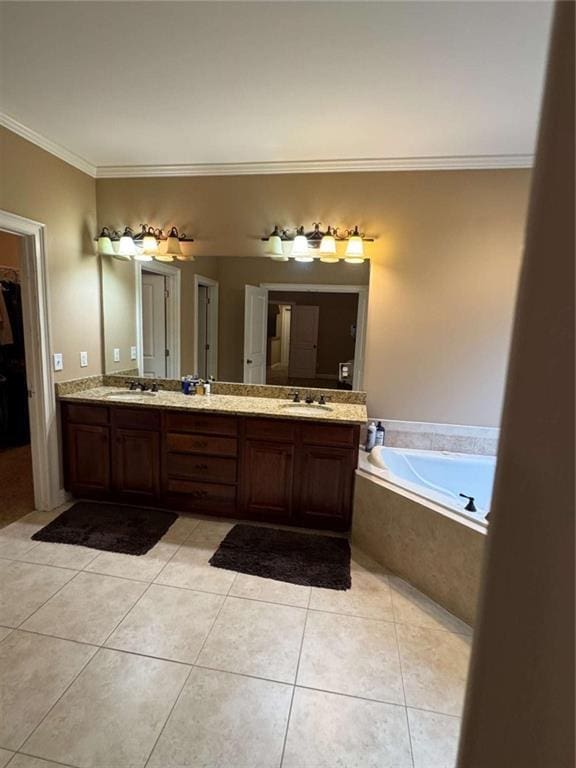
135, 261, 181, 379
244, 283, 368, 389
193, 274, 219, 379
0, 232, 34, 525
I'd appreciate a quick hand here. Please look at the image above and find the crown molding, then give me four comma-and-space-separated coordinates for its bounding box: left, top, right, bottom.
1, 113, 533, 179
0, 113, 97, 178
97, 153, 533, 178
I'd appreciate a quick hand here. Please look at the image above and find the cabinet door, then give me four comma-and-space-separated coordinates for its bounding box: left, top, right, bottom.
295, 446, 355, 529
65, 423, 110, 495
242, 441, 294, 521
113, 428, 160, 499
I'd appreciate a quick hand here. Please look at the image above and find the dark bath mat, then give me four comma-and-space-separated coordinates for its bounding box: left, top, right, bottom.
209, 524, 351, 590
31, 502, 179, 556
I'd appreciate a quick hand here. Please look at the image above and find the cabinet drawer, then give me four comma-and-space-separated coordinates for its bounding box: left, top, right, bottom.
166, 453, 237, 484
166, 432, 237, 457
113, 407, 160, 430
166, 479, 237, 513
301, 422, 357, 448
164, 412, 238, 436
244, 417, 296, 443
64, 403, 109, 426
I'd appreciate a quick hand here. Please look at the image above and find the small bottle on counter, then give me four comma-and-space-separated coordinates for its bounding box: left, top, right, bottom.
365, 422, 377, 452
375, 421, 386, 446
204, 379, 211, 396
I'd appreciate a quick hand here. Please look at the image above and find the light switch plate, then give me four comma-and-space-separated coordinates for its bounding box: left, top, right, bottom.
130, 346, 137, 360
113, 348, 120, 362
80, 351, 88, 368
53, 353, 63, 372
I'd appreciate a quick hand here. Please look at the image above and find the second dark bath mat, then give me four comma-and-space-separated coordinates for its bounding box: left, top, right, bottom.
209, 523, 351, 590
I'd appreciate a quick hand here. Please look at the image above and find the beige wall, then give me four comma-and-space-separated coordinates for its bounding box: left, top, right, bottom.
97, 171, 529, 424
0, 127, 99, 381
0, 230, 22, 268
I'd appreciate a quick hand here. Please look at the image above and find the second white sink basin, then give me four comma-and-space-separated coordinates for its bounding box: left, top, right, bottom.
279, 402, 333, 416
104, 390, 158, 401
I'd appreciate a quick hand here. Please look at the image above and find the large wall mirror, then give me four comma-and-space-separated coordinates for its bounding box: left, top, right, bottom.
101, 255, 370, 390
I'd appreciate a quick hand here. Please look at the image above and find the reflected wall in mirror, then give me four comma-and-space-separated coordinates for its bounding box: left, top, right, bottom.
101, 255, 370, 388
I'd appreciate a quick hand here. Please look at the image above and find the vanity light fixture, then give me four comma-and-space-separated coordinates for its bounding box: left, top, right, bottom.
95, 224, 195, 262
260, 222, 373, 263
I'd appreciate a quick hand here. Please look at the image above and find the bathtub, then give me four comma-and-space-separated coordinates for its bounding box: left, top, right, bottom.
353, 445, 490, 624
366, 446, 495, 525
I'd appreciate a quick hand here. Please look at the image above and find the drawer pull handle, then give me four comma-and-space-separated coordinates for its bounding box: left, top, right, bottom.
194, 464, 209, 470
191, 489, 208, 499
192, 441, 208, 449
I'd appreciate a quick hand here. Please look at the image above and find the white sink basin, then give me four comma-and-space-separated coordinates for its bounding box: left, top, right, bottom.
104, 390, 158, 401
279, 402, 333, 416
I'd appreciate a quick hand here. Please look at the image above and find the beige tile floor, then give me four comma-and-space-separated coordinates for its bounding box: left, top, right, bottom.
0, 506, 472, 768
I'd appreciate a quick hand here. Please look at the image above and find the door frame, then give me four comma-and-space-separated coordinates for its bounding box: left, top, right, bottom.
192, 274, 219, 378
0, 209, 61, 510
260, 283, 369, 390
135, 261, 181, 379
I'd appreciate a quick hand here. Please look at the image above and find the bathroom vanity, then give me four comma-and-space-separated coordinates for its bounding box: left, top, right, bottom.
59, 387, 365, 531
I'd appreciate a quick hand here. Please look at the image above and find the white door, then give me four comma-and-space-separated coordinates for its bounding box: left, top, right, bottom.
289, 305, 319, 378
243, 285, 268, 384
142, 272, 167, 377
197, 284, 208, 378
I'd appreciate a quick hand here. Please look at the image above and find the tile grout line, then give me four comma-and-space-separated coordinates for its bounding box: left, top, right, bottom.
279, 583, 312, 767
392, 617, 416, 768
142, 568, 233, 768
14, 751, 77, 768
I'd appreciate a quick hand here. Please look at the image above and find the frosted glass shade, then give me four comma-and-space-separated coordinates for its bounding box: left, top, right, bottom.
117, 234, 136, 258
319, 234, 338, 262
133, 251, 154, 262
267, 234, 284, 257
176, 253, 195, 262
291, 234, 312, 261
345, 234, 365, 263
154, 252, 174, 262
97, 235, 115, 256
142, 233, 158, 255
165, 227, 182, 256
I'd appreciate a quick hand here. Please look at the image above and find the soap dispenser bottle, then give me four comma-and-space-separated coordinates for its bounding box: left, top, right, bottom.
365, 422, 376, 452
375, 421, 386, 446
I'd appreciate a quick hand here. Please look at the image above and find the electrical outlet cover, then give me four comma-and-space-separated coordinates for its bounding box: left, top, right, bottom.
80, 351, 88, 367
130, 346, 137, 360
113, 348, 120, 362
53, 353, 63, 372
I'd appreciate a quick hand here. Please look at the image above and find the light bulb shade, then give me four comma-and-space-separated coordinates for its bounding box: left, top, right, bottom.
165, 227, 182, 256
175, 253, 195, 262
267, 234, 284, 257
117, 227, 136, 258
320, 253, 339, 264
142, 233, 158, 255
270, 254, 289, 262
154, 252, 174, 262
319, 234, 337, 255
133, 252, 154, 262
291, 234, 310, 259
345, 235, 364, 258
97, 235, 115, 256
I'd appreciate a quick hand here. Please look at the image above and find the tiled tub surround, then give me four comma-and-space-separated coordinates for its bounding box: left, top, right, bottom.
352, 469, 486, 626
57, 386, 367, 425
56, 375, 367, 406
0, 507, 470, 768
363, 419, 499, 456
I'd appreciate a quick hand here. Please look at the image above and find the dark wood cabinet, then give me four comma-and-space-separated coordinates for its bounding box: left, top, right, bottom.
295, 445, 355, 526
112, 428, 160, 500
242, 440, 294, 520
65, 422, 111, 496
61, 402, 359, 530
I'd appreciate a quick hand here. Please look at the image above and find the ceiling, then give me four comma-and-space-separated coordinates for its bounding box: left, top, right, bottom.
0, 1, 553, 177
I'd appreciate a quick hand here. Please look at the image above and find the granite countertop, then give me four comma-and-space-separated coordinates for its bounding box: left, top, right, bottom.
59, 386, 368, 425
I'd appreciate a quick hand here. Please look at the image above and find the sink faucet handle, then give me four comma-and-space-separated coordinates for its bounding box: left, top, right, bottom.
318, 394, 330, 405
305, 393, 315, 404
290, 391, 301, 403
128, 380, 138, 391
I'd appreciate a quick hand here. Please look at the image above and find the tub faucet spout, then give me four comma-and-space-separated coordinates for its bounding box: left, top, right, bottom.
459, 493, 477, 512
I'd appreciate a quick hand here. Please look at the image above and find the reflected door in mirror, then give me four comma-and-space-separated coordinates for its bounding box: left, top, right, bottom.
142, 272, 167, 378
